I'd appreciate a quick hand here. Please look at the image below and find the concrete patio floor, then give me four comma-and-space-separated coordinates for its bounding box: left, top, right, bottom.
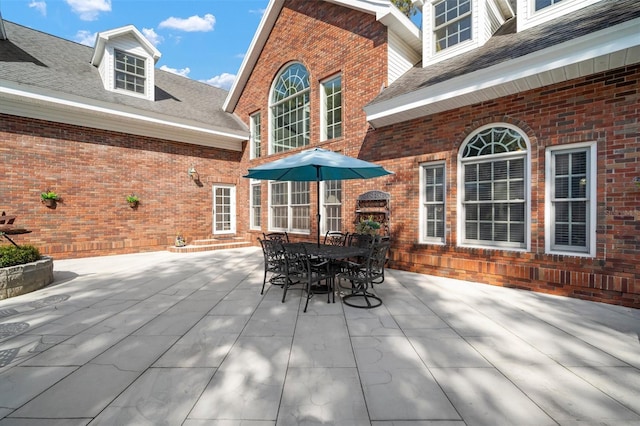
0, 247, 638, 425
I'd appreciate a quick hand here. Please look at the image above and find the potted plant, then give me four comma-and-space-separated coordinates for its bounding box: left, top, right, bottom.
126, 194, 140, 208
355, 216, 381, 236
40, 190, 59, 207
175, 232, 186, 247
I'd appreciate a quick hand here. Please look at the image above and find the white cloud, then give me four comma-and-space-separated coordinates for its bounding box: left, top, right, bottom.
203, 73, 236, 90
66, 0, 111, 21
249, 8, 266, 16
74, 30, 97, 46
142, 28, 163, 47
160, 65, 191, 78
158, 13, 216, 32
29, 1, 47, 16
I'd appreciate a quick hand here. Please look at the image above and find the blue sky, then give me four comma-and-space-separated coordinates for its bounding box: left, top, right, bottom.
0, 0, 270, 90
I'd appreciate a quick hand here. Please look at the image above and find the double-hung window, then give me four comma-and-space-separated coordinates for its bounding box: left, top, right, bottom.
114, 49, 145, 94
433, 0, 472, 52
250, 113, 261, 159
321, 75, 342, 141
459, 125, 529, 250
545, 143, 596, 256
270, 181, 310, 233
420, 162, 445, 243
323, 180, 342, 233
270, 63, 310, 153
250, 180, 261, 230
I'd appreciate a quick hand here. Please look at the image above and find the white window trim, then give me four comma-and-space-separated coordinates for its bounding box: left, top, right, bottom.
268, 62, 310, 155
544, 141, 597, 257
320, 180, 342, 235
419, 161, 446, 245
456, 123, 532, 252
212, 184, 236, 235
320, 73, 342, 142
249, 179, 261, 231
112, 48, 148, 99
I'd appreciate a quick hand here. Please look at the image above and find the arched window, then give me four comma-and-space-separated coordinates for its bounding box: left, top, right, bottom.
270, 63, 310, 153
458, 124, 530, 250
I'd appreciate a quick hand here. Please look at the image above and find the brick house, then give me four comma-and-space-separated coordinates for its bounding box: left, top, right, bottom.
1, 0, 639, 307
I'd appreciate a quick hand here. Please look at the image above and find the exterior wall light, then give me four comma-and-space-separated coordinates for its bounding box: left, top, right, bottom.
188, 165, 199, 181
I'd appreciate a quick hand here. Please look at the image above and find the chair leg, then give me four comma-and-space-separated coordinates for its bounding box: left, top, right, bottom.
303, 279, 312, 313
261, 270, 268, 295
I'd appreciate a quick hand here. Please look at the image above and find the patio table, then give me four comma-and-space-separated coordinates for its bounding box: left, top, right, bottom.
283, 242, 369, 303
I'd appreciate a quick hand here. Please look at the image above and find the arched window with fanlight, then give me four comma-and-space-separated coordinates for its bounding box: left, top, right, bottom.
458, 124, 530, 250
270, 63, 310, 154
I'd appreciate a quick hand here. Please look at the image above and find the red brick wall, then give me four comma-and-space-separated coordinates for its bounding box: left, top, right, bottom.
0, 114, 242, 259
366, 64, 640, 308
234, 0, 392, 243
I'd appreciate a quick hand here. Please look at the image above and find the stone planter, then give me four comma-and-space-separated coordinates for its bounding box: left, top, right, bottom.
0, 257, 54, 300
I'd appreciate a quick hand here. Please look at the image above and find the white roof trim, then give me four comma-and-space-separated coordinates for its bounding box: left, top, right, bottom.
223, 0, 420, 112
365, 18, 640, 127
91, 25, 161, 67
0, 80, 248, 150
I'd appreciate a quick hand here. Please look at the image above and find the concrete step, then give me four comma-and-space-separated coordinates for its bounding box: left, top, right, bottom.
167, 238, 252, 253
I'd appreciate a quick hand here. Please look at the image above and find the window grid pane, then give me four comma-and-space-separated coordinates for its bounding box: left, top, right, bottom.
324, 180, 342, 232
461, 126, 528, 249
215, 188, 232, 231
250, 183, 261, 229
251, 113, 261, 158
551, 150, 589, 252
270, 181, 310, 232
434, 0, 472, 52
323, 76, 342, 140
114, 50, 145, 94
271, 64, 310, 153
423, 164, 445, 241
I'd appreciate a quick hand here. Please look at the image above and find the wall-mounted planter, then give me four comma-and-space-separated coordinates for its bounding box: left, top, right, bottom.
42, 198, 56, 208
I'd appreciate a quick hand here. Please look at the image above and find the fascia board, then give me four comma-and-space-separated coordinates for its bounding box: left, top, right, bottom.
223, 0, 284, 112
365, 18, 640, 123
0, 80, 248, 144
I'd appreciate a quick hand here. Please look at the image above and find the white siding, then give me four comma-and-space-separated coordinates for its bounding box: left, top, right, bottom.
388, 31, 421, 84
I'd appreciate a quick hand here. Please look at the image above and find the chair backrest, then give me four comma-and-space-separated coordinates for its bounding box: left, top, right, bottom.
348, 233, 375, 248
366, 240, 391, 279
324, 231, 349, 246
281, 243, 309, 276
263, 232, 289, 243
259, 237, 285, 271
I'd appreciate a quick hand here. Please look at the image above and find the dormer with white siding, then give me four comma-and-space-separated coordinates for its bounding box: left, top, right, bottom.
90, 26, 161, 102
517, 0, 604, 32
419, 0, 514, 67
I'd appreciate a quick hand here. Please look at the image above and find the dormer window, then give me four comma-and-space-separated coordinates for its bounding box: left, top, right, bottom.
114, 50, 146, 94
434, 0, 472, 52
535, 0, 563, 11
90, 25, 161, 102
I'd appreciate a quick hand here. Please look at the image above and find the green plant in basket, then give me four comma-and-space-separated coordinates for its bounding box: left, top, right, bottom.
356, 216, 381, 236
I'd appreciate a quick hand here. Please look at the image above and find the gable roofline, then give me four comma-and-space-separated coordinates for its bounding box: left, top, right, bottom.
90, 25, 161, 67
223, 0, 421, 112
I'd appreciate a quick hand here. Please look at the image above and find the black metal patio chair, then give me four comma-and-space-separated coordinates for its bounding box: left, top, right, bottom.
281, 243, 333, 312
258, 237, 287, 295
337, 239, 391, 309
323, 231, 349, 246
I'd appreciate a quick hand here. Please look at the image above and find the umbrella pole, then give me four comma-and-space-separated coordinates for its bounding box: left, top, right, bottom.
316, 180, 321, 247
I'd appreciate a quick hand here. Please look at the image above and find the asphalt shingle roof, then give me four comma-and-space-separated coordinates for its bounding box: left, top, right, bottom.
0, 21, 247, 134
370, 0, 640, 106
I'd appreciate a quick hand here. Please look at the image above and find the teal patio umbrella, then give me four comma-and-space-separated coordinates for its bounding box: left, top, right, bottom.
243, 147, 393, 245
